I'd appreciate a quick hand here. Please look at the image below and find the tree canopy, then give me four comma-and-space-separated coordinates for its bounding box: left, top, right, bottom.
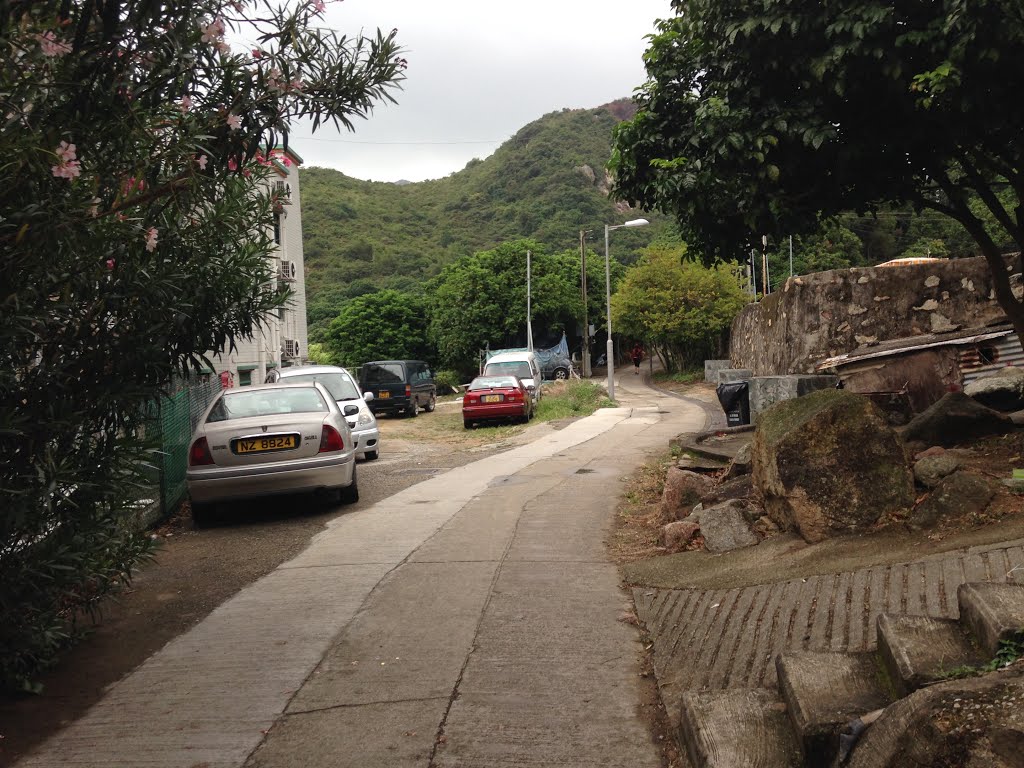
0, 0, 404, 690
612, 246, 749, 372
427, 240, 584, 375
324, 289, 432, 367
611, 0, 1024, 340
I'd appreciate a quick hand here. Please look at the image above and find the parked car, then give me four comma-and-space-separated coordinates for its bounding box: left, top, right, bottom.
462, 375, 533, 429
481, 350, 543, 405
186, 382, 359, 523
265, 365, 380, 460
358, 360, 436, 417
541, 354, 573, 381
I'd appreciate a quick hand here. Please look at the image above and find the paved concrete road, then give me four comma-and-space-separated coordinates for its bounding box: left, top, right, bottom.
16, 373, 708, 768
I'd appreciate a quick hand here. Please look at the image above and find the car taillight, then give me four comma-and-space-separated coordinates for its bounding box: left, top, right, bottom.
189, 437, 214, 466
506, 389, 521, 401
405, 384, 411, 397
319, 425, 345, 453
464, 393, 477, 404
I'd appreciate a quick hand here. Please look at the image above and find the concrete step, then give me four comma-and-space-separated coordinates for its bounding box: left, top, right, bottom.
679, 688, 801, 768
958, 581, 1024, 656
876, 613, 986, 695
776, 651, 893, 766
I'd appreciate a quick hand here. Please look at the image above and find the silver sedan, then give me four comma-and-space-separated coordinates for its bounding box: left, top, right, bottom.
186, 382, 359, 522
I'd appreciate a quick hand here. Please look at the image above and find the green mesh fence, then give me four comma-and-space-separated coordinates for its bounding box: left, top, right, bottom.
150, 376, 220, 520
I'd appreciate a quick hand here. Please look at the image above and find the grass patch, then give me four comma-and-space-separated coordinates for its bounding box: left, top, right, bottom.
534, 379, 611, 421
939, 633, 1024, 681
654, 369, 704, 386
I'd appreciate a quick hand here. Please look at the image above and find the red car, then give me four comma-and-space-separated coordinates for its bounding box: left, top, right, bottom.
462, 375, 534, 429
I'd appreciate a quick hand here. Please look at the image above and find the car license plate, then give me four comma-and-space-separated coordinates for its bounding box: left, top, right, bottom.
233, 434, 298, 455
481, 394, 503, 403
378, 391, 390, 398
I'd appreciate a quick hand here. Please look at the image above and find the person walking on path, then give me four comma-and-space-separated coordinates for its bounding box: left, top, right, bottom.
631, 342, 644, 375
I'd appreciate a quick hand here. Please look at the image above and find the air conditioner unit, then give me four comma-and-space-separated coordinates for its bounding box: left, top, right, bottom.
282, 339, 301, 358
273, 180, 292, 204
279, 260, 296, 281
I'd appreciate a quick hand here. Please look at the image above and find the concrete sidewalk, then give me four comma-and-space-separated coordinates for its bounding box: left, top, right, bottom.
17, 371, 706, 768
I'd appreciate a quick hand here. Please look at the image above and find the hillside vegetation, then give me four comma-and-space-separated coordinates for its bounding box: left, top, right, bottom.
300, 100, 669, 338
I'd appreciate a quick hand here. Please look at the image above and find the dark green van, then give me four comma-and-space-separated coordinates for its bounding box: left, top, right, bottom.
358, 360, 436, 417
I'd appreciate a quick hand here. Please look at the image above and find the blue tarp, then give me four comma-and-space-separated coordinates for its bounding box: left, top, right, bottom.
485, 333, 571, 372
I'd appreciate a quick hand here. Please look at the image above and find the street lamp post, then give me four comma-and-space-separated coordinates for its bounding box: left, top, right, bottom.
604, 218, 649, 401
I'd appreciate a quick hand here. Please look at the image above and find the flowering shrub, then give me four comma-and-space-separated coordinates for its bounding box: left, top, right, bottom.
0, 0, 404, 690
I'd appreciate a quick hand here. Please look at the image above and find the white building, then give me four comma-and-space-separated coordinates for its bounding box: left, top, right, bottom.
210, 146, 309, 387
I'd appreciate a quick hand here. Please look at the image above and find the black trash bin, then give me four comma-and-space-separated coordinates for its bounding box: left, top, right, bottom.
716, 381, 750, 427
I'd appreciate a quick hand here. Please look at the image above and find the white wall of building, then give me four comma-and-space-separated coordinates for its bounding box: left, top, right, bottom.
209, 147, 309, 387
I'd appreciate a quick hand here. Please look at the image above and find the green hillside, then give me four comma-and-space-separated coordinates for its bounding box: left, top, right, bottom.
300, 100, 672, 337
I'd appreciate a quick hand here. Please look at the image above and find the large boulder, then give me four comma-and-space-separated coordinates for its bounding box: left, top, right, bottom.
661, 468, 714, 520
902, 391, 1015, 447
913, 453, 962, 488
907, 471, 998, 531
964, 366, 1024, 412
847, 665, 1024, 768
699, 500, 760, 552
752, 389, 914, 543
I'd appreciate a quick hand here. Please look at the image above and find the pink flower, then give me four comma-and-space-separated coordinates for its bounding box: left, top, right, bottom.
232, 1, 246, 10
251, 48, 263, 59
311, 0, 326, 13
227, 113, 241, 130
56, 141, 76, 162
51, 141, 81, 179
228, 157, 238, 171
180, 94, 192, 113
281, 156, 292, 167
144, 228, 158, 252
267, 67, 285, 93
200, 17, 225, 45
38, 31, 71, 57
106, 258, 116, 270
215, 40, 231, 55
289, 77, 304, 92
196, 154, 208, 170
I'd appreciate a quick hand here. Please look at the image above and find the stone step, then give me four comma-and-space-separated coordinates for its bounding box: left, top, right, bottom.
679, 688, 801, 768
876, 613, 987, 695
958, 581, 1024, 657
776, 651, 893, 766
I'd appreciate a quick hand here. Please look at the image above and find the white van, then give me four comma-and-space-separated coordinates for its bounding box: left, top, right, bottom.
482, 351, 543, 405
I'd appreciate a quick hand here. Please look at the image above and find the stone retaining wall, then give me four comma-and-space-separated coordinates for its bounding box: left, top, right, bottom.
730, 255, 1012, 375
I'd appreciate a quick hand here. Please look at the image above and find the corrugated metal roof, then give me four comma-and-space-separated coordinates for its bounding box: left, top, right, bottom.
817, 326, 1015, 371
959, 334, 1024, 384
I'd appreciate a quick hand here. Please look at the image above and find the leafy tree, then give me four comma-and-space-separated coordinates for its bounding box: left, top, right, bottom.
306, 342, 341, 366
611, 0, 1024, 344
612, 246, 749, 372
428, 240, 583, 375
324, 289, 432, 367
0, 0, 403, 690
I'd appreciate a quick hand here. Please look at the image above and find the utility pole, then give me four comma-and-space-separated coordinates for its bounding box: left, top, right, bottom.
761, 235, 770, 296
789, 235, 794, 277
526, 249, 534, 350
579, 230, 591, 377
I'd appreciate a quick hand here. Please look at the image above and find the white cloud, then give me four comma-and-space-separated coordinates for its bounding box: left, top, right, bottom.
288, 0, 672, 182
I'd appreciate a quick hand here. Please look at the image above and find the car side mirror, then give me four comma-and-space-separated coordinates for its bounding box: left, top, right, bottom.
343, 404, 360, 417
363, 391, 374, 403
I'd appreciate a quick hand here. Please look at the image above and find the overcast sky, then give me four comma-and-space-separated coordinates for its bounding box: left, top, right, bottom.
286, 0, 673, 182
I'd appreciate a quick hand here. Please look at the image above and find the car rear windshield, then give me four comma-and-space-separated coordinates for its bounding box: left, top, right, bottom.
469, 376, 518, 391
207, 388, 328, 422
483, 361, 532, 380
362, 363, 404, 385
280, 372, 361, 401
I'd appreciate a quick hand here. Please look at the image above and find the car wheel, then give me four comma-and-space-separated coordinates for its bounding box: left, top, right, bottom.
463, 419, 473, 429
553, 367, 569, 380
424, 393, 436, 412
407, 399, 419, 418
191, 500, 214, 527
338, 465, 359, 504
364, 449, 379, 461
